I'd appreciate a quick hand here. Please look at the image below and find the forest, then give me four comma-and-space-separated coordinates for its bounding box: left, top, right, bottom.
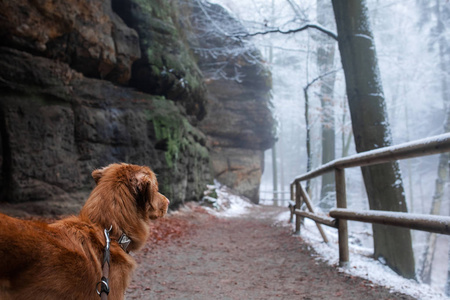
208, 0, 450, 296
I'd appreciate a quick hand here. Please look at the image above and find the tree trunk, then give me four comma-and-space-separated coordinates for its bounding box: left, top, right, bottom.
279, 135, 285, 203
272, 143, 278, 206
421, 0, 450, 284
331, 0, 416, 279
420, 147, 449, 283
304, 86, 312, 194
317, 0, 337, 211
447, 250, 450, 296
268, 31, 278, 207
341, 100, 353, 158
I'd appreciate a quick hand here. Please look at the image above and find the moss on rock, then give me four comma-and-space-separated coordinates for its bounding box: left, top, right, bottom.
144, 101, 209, 171
111, 0, 207, 120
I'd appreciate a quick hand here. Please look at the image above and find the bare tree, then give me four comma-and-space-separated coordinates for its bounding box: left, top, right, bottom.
316, 0, 337, 211
303, 69, 339, 193
331, 0, 416, 279
417, 0, 450, 286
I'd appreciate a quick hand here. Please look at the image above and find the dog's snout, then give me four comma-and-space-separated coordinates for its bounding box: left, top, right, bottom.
159, 192, 169, 204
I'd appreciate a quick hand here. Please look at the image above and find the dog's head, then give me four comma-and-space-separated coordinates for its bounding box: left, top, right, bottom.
80, 163, 169, 251
91, 163, 169, 220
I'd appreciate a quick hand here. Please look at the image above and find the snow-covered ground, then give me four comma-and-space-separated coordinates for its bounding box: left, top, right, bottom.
202, 182, 448, 299
275, 210, 449, 300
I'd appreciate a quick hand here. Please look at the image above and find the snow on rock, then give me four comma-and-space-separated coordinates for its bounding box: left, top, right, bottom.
201, 181, 254, 217
275, 210, 448, 300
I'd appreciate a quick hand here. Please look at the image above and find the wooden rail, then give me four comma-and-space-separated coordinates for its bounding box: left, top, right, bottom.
293, 133, 450, 182
294, 210, 336, 228
329, 209, 450, 235
290, 132, 450, 267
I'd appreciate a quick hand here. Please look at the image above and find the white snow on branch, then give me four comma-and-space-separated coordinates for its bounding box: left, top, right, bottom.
354, 33, 374, 41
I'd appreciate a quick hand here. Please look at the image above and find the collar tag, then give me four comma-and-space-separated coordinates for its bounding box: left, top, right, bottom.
118, 233, 131, 252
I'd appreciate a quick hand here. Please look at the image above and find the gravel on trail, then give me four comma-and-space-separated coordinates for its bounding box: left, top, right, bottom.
126, 204, 415, 300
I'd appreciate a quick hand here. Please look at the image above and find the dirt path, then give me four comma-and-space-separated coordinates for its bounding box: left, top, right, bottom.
126, 205, 414, 300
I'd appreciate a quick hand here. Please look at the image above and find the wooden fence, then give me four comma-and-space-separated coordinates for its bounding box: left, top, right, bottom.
289, 133, 450, 267
259, 190, 291, 204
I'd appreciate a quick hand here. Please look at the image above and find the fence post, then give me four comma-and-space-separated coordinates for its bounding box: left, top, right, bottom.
291, 183, 295, 202
294, 181, 302, 235
289, 184, 295, 223
335, 168, 349, 267
297, 182, 329, 243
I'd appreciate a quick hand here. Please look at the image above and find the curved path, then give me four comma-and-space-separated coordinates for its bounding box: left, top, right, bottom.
126, 205, 414, 300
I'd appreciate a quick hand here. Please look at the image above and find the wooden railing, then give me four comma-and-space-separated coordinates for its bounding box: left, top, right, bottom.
289, 133, 450, 267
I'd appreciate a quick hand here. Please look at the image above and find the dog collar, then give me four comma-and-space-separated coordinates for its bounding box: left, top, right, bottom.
118, 233, 131, 252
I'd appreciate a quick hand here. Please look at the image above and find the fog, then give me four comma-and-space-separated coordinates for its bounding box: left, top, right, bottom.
210, 0, 449, 295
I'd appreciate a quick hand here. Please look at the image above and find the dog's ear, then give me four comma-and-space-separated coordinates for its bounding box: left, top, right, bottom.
135, 171, 155, 210
92, 168, 104, 184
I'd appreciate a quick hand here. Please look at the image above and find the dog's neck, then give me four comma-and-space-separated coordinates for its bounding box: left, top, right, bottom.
117, 232, 132, 252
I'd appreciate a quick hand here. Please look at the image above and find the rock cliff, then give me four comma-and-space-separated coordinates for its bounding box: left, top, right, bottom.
187, 2, 275, 202
0, 0, 274, 215
0, 47, 210, 214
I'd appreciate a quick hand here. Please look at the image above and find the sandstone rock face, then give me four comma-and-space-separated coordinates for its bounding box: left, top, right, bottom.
111, 0, 207, 120
0, 0, 275, 214
0, 48, 210, 214
187, 2, 276, 203
0, 0, 140, 85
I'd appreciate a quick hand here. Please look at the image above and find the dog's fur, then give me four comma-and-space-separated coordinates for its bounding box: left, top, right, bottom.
0, 163, 169, 300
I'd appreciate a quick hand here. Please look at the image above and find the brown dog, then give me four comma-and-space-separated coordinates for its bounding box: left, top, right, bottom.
0, 163, 169, 300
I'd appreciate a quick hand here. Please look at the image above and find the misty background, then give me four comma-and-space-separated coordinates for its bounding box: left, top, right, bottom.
210, 0, 449, 294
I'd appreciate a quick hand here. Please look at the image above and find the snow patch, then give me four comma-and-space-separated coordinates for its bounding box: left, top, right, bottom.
201, 181, 254, 217
277, 212, 448, 300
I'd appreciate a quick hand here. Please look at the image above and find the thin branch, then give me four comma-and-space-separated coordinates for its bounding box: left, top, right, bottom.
304, 68, 341, 91
195, 0, 241, 41
234, 23, 338, 41
285, 0, 308, 21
